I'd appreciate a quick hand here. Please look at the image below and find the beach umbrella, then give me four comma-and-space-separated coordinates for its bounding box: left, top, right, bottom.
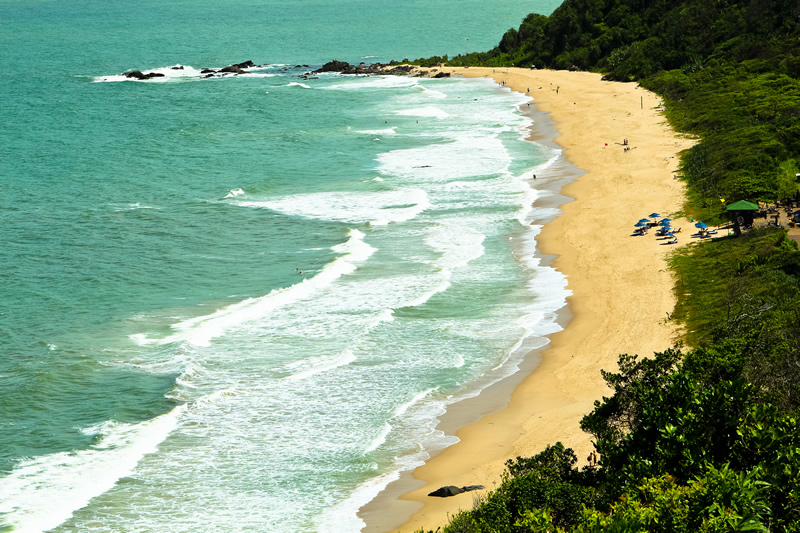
634, 221, 648, 227
649, 212, 661, 218
659, 217, 672, 223
695, 222, 708, 229
638, 218, 651, 223
659, 220, 671, 226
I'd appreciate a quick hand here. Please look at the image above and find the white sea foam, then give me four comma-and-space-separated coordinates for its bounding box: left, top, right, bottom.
230, 188, 430, 226
283, 349, 357, 381
110, 202, 156, 211
376, 134, 509, 183
364, 423, 392, 453
130, 229, 375, 347
287, 81, 311, 89
420, 85, 447, 99
314, 402, 457, 533
426, 222, 485, 270
355, 127, 396, 135
393, 388, 435, 417
93, 64, 208, 83
93, 64, 272, 83
0, 405, 185, 533
395, 106, 449, 119
320, 75, 419, 91
51, 72, 575, 533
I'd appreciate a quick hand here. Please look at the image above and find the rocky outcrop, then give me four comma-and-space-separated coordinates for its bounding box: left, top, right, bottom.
428, 484, 485, 497
218, 60, 258, 75
219, 64, 247, 75
308, 60, 446, 78
311, 60, 389, 75
119, 59, 439, 82
121, 61, 262, 81
123, 70, 165, 80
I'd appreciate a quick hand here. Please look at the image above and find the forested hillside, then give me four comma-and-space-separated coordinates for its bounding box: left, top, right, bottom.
414, 1, 800, 531
416, 0, 800, 218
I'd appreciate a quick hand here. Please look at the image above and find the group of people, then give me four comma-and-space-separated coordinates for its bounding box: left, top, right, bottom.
587, 451, 599, 466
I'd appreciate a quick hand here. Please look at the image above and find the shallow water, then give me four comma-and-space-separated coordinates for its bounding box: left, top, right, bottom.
0, 1, 567, 530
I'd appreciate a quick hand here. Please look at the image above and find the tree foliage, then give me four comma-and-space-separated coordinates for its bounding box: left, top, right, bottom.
419, 231, 800, 532
413, 0, 800, 217
412, 1, 800, 531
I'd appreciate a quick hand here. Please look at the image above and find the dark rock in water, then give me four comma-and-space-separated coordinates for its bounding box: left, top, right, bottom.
171, 65, 184, 70
462, 485, 485, 492
123, 70, 165, 80
428, 486, 464, 497
384, 64, 414, 75
312, 60, 354, 73
311, 60, 389, 75
312, 60, 449, 78
201, 68, 216, 74
220, 65, 247, 75
234, 60, 256, 69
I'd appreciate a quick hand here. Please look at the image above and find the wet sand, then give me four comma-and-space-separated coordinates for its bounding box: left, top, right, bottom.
360, 67, 694, 533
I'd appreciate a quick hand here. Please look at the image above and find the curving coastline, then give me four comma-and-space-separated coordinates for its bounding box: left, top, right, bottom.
359, 67, 695, 532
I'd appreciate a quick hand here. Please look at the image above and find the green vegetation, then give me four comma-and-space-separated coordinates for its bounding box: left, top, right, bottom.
413, 0, 800, 223
413, 0, 800, 531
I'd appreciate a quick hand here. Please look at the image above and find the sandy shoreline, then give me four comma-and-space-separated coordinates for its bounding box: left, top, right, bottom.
359, 67, 694, 533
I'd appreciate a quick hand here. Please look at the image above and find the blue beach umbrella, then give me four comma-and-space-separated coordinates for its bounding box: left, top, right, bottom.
649, 212, 661, 218
638, 218, 651, 223
659, 220, 671, 226
695, 222, 708, 229
634, 221, 648, 227
659, 217, 672, 223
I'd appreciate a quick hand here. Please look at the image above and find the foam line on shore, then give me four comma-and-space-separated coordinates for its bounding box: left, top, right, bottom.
359, 67, 694, 533
129, 228, 374, 347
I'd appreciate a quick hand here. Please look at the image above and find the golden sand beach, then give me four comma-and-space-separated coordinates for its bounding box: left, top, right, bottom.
359, 67, 696, 533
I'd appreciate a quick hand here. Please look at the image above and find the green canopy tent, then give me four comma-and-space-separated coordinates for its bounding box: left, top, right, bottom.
727, 200, 759, 234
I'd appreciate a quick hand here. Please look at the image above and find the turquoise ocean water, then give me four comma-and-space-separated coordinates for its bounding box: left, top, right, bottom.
0, 1, 568, 531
